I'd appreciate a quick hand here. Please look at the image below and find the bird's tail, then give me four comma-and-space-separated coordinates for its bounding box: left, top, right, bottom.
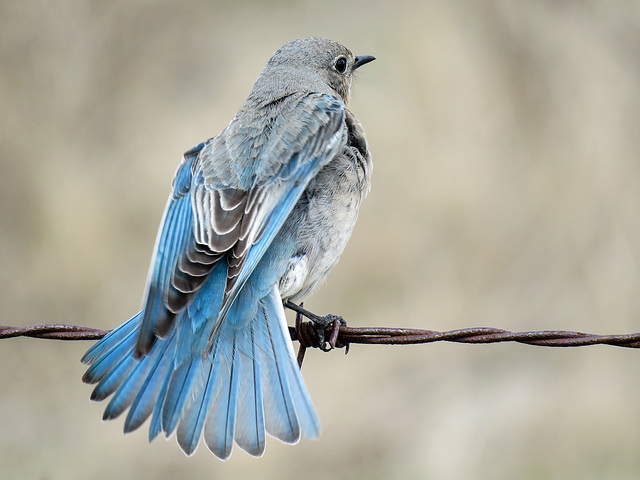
81, 286, 320, 459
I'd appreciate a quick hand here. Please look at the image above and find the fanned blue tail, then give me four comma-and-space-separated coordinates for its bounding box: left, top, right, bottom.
81, 271, 320, 458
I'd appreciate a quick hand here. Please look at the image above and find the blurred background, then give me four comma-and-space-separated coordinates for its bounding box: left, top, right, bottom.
2, 0, 640, 478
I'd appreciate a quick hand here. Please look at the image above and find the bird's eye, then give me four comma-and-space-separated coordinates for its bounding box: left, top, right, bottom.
334, 56, 348, 74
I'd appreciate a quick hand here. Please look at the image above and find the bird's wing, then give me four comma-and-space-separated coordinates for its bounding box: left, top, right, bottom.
135, 94, 346, 355
134, 143, 204, 356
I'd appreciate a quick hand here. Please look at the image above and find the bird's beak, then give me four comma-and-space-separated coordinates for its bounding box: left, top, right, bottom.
353, 55, 376, 70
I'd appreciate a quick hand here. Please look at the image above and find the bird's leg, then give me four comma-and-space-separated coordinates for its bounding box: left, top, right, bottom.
284, 300, 346, 352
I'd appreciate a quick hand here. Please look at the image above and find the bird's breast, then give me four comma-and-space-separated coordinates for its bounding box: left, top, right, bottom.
278, 148, 371, 301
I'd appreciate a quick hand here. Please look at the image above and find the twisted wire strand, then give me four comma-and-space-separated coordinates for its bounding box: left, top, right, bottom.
0, 323, 108, 340
2, 321, 639, 348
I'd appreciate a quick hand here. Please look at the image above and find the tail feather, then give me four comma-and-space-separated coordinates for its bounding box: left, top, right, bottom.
263, 289, 320, 440
203, 335, 240, 460
234, 322, 266, 456
82, 330, 137, 385
89, 352, 136, 402
103, 353, 153, 420
81, 313, 140, 365
161, 357, 202, 437
82, 286, 320, 458
147, 365, 174, 442
124, 337, 174, 433
284, 354, 321, 439
176, 360, 217, 455
103, 336, 175, 421
260, 300, 301, 443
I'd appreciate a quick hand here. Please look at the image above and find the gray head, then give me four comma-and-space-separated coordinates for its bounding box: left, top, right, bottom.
250, 37, 375, 105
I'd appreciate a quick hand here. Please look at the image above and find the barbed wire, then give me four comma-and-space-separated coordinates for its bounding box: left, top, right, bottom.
4, 322, 638, 347
2, 303, 640, 367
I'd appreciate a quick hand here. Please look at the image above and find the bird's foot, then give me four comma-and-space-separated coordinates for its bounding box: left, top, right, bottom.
285, 300, 346, 352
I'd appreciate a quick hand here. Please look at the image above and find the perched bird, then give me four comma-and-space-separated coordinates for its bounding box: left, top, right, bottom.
81, 37, 374, 459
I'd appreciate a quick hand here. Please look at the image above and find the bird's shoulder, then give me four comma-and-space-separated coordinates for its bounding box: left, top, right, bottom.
191, 93, 347, 190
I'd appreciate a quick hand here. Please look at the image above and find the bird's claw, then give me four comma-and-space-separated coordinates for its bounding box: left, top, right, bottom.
312, 313, 346, 351
285, 300, 346, 351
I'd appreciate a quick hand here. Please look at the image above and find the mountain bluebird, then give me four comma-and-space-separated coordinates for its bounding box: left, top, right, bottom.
81, 37, 375, 459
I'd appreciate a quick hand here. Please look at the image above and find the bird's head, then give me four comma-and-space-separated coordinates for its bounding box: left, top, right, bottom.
254, 37, 375, 104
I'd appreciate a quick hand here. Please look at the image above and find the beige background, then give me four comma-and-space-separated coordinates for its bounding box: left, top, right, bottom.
2, 1, 640, 479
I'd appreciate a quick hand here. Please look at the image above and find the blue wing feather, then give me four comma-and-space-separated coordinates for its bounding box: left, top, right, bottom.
136, 153, 198, 355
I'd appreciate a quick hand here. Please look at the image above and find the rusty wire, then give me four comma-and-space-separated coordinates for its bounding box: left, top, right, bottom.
2, 302, 640, 368
1, 317, 639, 349
283, 302, 640, 366
0, 323, 108, 340
289, 321, 640, 348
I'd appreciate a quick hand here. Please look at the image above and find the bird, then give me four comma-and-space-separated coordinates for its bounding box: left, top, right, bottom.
81, 36, 375, 459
